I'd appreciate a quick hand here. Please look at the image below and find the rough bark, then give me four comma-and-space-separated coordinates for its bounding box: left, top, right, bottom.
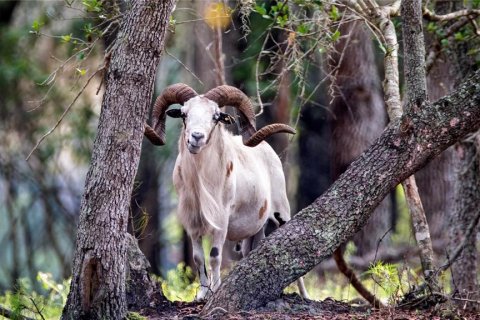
401, 0, 428, 108
449, 135, 480, 311
62, 1, 175, 319
125, 233, 165, 311
202, 69, 480, 313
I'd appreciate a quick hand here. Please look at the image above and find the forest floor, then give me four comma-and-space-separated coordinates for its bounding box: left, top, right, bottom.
139, 293, 479, 320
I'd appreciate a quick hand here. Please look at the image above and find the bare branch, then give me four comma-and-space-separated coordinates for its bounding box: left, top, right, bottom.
424, 8, 480, 22
26, 67, 103, 161
165, 49, 204, 86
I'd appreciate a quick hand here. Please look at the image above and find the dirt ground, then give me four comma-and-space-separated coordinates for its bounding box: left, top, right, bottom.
140, 293, 479, 320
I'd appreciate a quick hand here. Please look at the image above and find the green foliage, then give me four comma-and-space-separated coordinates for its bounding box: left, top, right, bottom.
329, 5, 340, 22
61, 33, 73, 43
330, 29, 341, 42
31, 19, 45, 34
364, 261, 414, 304
159, 263, 199, 302
82, 0, 103, 13
0, 272, 69, 320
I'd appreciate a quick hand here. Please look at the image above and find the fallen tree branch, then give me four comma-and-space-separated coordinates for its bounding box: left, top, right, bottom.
333, 249, 384, 308
319, 239, 449, 272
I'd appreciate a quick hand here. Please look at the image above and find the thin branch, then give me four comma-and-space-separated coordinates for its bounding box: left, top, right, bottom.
423, 8, 480, 21
255, 31, 271, 116
28, 297, 46, 320
373, 227, 393, 263
26, 67, 102, 161
165, 49, 204, 86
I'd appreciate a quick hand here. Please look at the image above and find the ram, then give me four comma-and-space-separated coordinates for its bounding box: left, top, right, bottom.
145, 83, 308, 300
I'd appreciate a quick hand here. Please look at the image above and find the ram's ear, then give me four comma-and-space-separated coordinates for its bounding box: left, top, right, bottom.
218, 112, 235, 125
166, 109, 183, 118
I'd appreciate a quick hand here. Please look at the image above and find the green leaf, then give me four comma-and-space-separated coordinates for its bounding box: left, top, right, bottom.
454, 32, 464, 41
278, 15, 288, 27
329, 5, 339, 21
467, 48, 479, 56
31, 19, 44, 33
77, 51, 85, 60
297, 23, 309, 35
330, 30, 341, 42
61, 34, 72, 43
82, 0, 102, 12
440, 38, 449, 47
426, 22, 436, 33
76, 68, 87, 76
254, 5, 267, 16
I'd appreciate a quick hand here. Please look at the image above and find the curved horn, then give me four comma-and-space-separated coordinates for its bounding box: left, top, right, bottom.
244, 123, 296, 147
203, 85, 256, 144
144, 83, 197, 145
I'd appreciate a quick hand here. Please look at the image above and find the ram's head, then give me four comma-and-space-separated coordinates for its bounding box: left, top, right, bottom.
144, 84, 295, 154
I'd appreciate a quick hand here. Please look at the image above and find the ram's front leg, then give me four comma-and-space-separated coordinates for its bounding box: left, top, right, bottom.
209, 227, 227, 293
191, 236, 210, 300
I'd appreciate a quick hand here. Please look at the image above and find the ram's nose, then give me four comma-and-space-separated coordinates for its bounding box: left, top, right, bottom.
191, 131, 205, 142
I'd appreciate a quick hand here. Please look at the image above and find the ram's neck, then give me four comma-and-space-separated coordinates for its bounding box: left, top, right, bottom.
177, 125, 230, 231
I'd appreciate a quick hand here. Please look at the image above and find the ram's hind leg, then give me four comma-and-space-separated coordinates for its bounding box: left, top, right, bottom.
192, 237, 210, 300
241, 226, 265, 258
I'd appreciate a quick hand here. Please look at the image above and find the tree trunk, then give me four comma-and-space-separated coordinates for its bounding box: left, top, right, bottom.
62, 1, 175, 319
416, 0, 459, 244
449, 135, 480, 311
202, 69, 480, 313
329, 20, 390, 256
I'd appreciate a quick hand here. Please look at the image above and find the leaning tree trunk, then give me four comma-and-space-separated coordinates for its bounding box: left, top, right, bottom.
202, 69, 480, 313
62, 1, 175, 319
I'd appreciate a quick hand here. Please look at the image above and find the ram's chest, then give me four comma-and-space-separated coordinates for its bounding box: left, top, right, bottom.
173, 159, 236, 236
